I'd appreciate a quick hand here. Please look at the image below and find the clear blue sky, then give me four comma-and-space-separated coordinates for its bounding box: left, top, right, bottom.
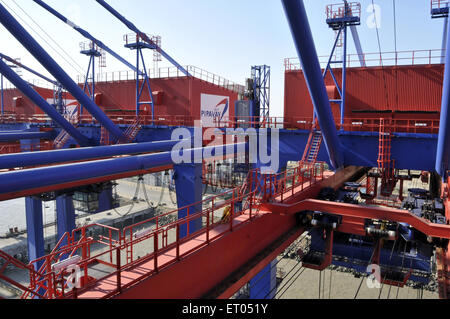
0, 0, 446, 116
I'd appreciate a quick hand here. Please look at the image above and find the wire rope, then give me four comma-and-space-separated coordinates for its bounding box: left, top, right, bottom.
5, 0, 138, 118
112, 178, 141, 218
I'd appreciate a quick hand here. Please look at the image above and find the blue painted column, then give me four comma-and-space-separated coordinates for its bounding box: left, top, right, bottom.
436, 18, 450, 178
98, 186, 113, 213
25, 197, 44, 270
174, 163, 202, 239
55, 194, 76, 246
136, 47, 140, 117
249, 261, 277, 299
341, 25, 348, 128
1, 61, 3, 116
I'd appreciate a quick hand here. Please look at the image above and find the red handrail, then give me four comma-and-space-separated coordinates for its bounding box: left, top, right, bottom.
19, 162, 325, 299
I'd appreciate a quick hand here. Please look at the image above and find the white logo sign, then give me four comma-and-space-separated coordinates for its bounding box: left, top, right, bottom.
200, 94, 230, 127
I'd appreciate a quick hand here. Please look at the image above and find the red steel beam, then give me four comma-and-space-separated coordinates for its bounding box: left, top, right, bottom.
105, 167, 364, 298
212, 227, 306, 299
262, 199, 450, 239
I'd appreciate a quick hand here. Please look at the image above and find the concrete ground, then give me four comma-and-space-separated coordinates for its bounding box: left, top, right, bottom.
276, 261, 438, 299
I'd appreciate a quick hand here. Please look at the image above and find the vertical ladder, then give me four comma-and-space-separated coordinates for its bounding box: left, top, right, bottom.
377, 119, 396, 196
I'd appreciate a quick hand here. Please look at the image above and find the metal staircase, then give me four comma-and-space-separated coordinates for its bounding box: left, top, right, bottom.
53, 130, 72, 149
301, 121, 323, 164
54, 109, 80, 149
120, 117, 142, 144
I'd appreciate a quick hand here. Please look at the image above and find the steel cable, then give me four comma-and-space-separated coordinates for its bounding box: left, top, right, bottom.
113, 178, 141, 218
378, 237, 399, 299
275, 266, 307, 299
5, 0, 138, 120
354, 238, 383, 299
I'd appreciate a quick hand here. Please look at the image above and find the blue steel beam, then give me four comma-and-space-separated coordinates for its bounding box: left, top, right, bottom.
1, 61, 3, 116
0, 58, 90, 146
0, 53, 58, 86
436, 20, 450, 177
32, 0, 144, 76
95, 0, 191, 77
0, 143, 246, 198
0, 131, 52, 142
281, 0, 344, 169
0, 3, 125, 143
0, 139, 186, 169
349, 26, 366, 67
443, 17, 448, 64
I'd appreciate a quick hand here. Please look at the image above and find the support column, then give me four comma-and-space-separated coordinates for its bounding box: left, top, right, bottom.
249, 261, 277, 299
98, 186, 113, 213
341, 25, 348, 127
174, 163, 202, 239
55, 194, 76, 245
1, 62, 3, 116
25, 197, 44, 270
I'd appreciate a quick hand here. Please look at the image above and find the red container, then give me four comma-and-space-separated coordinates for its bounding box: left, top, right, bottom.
2, 86, 57, 117
2, 77, 238, 127
91, 77, 238, 124
284, 64, 444, 121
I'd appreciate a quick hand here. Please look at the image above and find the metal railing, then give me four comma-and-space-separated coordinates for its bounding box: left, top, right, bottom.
0, 114, 440, 134
0, 142, 53, 155
432, 0, 450, 10
337, 118, 440, 134
20, 163, 326, 299
285, 49, 446, 71
326, 2, 361, 20
76, 65, 245, 95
